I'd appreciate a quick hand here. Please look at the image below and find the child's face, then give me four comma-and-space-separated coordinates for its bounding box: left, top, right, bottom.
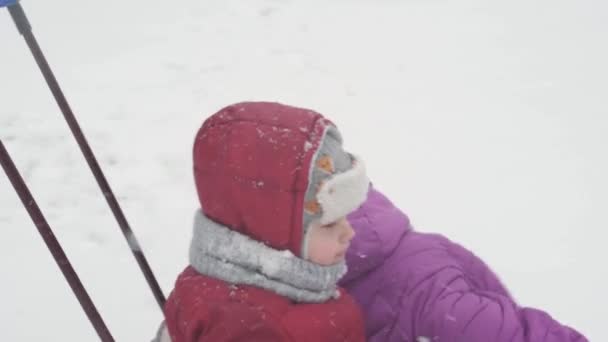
306, 217, 355, 266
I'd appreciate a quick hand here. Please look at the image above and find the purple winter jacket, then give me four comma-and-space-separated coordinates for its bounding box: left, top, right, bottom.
340, 188, 588, 342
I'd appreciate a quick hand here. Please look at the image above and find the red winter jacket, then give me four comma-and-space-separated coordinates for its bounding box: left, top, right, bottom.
164, 267, 365, 342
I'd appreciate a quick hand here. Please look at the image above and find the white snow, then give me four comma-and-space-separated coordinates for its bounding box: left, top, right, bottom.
303, 140, 313, 152
1, 0, 607, 340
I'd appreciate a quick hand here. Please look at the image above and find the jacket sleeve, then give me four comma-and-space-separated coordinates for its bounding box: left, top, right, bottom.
415, 273, 588, 342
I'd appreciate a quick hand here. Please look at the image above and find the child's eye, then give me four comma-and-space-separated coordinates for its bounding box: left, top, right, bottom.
323, 221, 338, 229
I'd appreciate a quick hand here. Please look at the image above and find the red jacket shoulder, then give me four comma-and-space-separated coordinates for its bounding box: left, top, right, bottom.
164, 268, 365, 342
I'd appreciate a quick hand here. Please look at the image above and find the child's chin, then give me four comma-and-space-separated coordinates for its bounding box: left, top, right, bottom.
315, 256, 345, 266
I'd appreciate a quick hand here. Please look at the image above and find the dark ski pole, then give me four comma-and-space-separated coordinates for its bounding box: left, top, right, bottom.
0, 140, 115, 342
2, 0, 166, 310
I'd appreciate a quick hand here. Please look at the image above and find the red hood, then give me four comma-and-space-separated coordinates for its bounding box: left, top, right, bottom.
193, 102, 334, 256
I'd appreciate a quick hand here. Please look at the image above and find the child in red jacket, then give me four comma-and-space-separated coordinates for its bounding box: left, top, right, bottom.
156, 102, 369, 342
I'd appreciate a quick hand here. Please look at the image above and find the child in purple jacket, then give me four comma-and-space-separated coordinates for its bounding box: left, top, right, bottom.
340, 187, 588, 342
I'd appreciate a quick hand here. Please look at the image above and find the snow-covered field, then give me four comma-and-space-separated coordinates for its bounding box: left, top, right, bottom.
1, 0, 606, 340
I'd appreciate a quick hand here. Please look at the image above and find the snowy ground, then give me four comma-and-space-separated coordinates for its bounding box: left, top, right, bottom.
1, 0, 606, 340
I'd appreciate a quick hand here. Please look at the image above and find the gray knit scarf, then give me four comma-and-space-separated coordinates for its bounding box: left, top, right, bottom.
189, 210, 347, 303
